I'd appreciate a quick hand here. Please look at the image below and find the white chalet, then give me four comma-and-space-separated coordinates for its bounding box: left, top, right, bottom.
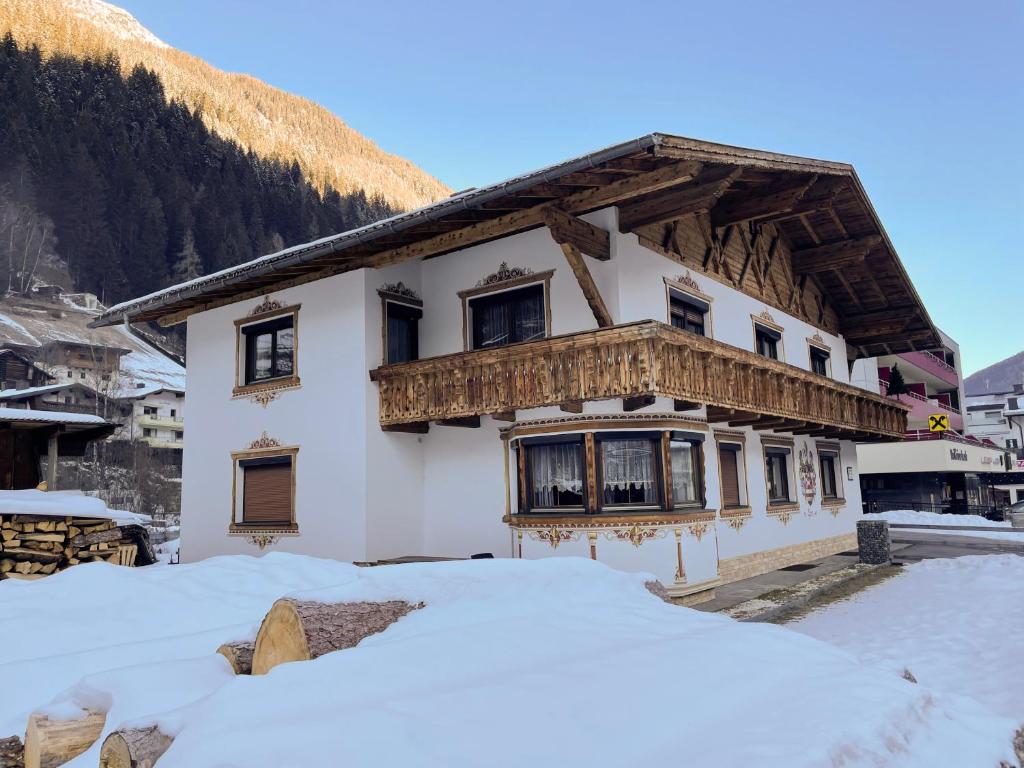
93, 134, 935, 601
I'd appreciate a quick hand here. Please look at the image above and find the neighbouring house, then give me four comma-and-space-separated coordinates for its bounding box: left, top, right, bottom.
119, 385, 186, 448
965, 383, 1024, 503
0, 348, 54, 390
0, 381, 132, 424
92, 133, 936, 601
852, 330, 1010, 515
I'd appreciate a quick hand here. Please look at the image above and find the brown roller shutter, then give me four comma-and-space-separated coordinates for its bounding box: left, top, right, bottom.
719, 447, 741, 507
243, 461, 292, 524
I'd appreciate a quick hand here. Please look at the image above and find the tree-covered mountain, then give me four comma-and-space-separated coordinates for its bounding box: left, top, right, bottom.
1, 0, 450, 212
965, 351, 1024, 396
0, 35, 396, 304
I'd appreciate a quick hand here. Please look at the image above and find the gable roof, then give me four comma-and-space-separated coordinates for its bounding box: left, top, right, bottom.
90, 132, 940, 355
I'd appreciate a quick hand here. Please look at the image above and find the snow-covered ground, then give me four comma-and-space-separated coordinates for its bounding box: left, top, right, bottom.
791, 554, 1024, 724
0, 554, 1019, 767
873, 509, 1024, 541
153, 537, 180, 564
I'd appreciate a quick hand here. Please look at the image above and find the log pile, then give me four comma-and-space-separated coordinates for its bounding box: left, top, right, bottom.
0, 515, 140, 580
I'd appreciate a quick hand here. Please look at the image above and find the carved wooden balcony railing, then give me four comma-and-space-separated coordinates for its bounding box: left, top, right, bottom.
369, 321, 909, 439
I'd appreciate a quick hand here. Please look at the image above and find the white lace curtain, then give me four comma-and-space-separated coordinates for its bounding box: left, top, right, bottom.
530, 443, 583, 507
670, 442, 697, 502
602, 439, 656, 491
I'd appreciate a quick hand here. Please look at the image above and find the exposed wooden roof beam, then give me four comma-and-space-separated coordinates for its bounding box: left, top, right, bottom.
791, 235, 882, 273
617, 167, 741, 232
542, 207, 611, 261
557, 243, 613, 327
710, 174, 819, 227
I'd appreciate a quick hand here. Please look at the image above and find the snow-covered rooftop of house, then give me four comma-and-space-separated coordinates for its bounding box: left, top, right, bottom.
1, 555, 1019, 766
0, 489, 148, 524
0, 383, 77, 400
0, 295, 185, 396
0, 406, 108, 426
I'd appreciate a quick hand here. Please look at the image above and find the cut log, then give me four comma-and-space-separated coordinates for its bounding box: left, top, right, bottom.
24, 710, 105, 768
0, 735, 23, 768
217, 641, 255, 675
98, 726, 172, 768
252, 598, 423, 675
69, 528, 121, 547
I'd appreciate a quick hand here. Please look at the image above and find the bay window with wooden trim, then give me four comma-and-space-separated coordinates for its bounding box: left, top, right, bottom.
230, 445, 299, 531
233, 304, 301, 397
816, 442, 844, 504
458, 270, 553, 351
514, 426, 705, 516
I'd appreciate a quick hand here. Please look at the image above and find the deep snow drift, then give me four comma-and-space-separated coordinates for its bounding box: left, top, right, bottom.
1, 554, 1019, 767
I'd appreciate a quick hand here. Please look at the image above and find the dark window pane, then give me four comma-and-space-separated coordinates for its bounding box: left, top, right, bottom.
276, 327, 294, 375
765, 452, 790, 502
528, 442, 584, 509
386, 304, 420, 364
471, 285, 545, 349
602, 439, 659, 506
254, 333, 273, 379
811, 348, 829, 376
670, 294, 706, 336
820, 454, 838, 499
243, 315, 295, 384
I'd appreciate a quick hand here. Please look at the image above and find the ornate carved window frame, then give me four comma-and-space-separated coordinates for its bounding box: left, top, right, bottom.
663, 274, 714, 339
815, 440, 845, 506
457, 267, 554, 351
232, 300, 301, 402
713, 430, 751, 519
751, 309, 785, 363
807, 333, 833, 378
229, 435, 300, 534
378, 284, 423, 366
761, 435, 799, 513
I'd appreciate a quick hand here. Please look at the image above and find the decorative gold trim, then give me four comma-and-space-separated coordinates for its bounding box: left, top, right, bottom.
229, 440, 300, 532
472, 262, 534, 290
248, 431, 282, 450
232, 376, 302, 405
722, 514, 750, 532
233, 302, 301, 404
766, 504, 800, 525
823, 501, 845, 517
686, 520, 712, 542
671, 271, 705, 296
377, 282, 422, 304
807, 333, 831, 352
227, 528, 300, 550
754, 308, 782, 329
527, 526, 579, 550
501, 412, 708, 440
604, 524, 667, 548
249, 296, 284, 316
508, 511, 715, 529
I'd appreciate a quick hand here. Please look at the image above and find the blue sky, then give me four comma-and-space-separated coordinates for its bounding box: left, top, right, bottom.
118, 0, 1022, 376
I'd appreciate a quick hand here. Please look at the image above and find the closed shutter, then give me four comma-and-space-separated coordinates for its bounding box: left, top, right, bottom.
243, 461, 292, 524
719, 447, 741, 507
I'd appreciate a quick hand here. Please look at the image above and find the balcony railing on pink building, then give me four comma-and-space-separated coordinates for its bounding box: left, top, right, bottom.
877, 380, 963, 431
896, 350, 960, 388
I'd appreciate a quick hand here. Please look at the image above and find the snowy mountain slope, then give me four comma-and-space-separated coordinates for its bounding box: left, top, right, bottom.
63, 0, 167, 48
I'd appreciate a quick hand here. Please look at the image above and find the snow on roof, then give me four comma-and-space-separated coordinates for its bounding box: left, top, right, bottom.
0, 296, 185, 396
0, 406, 108, 426
0, 489, 148, 524
0, 383, 79, 400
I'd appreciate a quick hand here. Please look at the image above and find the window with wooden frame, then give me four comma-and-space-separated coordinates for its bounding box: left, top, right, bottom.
716, 440, 747, 509
762, 441, 796, 506
817, 443, 843, 502
667, 432, 705, 508
458, 270, 554, 351
754, 323, 782, 361
809, 344, 831, 377
234, 304, 300, 396
598, 432, 662, 509
521, 435, 586, 513
667, 288, 710, 337
231, 446, 299, 530
383, 300, 422, 364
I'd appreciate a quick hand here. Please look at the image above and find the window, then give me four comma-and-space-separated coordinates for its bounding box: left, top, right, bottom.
668, 290, 708, 336
1009, 397, 1019, 410
144, 406, 158, 416
819, 452, 840, 500
718, 443, 744, 508
142, 427, 154, 438
524, 438, 585, 511
240, 456, 293, 525
242, 315, 294, 384
599, 435, 660, 507
79, 372, 85, 379
764, 448, 792, 503
810, 347, 830, 377
755, 324, 781, 360
385, 301, 421, 364
470, 284, 546, 350
66, 371, 72, 378
669, 435, 703, 507
1008, 439, 1019, 450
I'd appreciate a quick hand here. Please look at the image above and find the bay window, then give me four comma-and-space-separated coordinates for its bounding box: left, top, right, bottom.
669, 433, 704, 507
524, 437, 585, 511
600, 436, 660, 507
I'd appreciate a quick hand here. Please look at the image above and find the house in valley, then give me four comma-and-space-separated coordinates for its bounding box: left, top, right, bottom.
0, 348, 54, 390
92, 134, 935, 601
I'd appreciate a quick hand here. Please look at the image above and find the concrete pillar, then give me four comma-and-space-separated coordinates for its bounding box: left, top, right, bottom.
46, 431, 58, 490
856, 519, 890, 564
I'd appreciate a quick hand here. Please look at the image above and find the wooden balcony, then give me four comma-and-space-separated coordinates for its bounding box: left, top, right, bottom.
369, 321, 909, 440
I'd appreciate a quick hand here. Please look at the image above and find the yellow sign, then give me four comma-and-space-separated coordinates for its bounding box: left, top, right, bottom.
928, 414, 949, 432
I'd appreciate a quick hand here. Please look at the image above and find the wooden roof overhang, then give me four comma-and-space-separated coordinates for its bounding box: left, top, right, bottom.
0, 412, 118, 457
91, 134, 938, 356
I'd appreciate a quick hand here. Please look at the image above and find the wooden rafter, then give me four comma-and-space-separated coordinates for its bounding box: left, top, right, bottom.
557, 243, 613, 328
709, 174, 819, 227
791, 235, 883, 273
541, 207, 610, 261
617, 167, 741, 232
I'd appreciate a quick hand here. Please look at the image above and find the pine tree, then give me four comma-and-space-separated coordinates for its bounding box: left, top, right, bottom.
171, 228, 203, 282
886, 363, 908, 397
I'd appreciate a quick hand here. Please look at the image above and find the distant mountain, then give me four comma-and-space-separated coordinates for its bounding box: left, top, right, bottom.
965, 351, 1024, 396
0, 0, 451, 211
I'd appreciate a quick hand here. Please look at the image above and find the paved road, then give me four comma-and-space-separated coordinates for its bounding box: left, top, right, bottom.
891, 530, 1024, 563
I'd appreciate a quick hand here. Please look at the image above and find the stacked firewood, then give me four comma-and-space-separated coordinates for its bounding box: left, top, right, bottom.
0, 516, 152, 580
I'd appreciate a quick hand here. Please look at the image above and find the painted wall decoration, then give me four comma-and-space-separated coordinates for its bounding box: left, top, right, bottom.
798, 443, 817, 505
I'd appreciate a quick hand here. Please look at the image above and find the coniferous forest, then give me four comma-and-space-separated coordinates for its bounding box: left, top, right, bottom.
0, 34, 395, 304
